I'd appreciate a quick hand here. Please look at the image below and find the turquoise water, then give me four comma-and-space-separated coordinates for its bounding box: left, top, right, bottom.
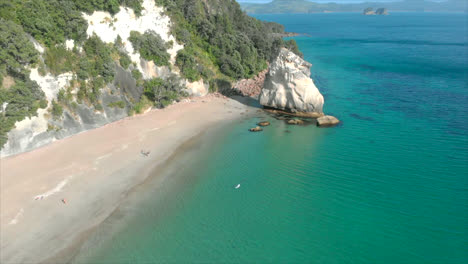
76, 13, 468, 263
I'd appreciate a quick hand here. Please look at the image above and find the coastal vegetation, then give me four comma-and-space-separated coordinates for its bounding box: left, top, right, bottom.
155, 0, 284, 82
108, 100, 126, 108
72, 0, 144, 16
0, 18, 46, 148
143, 75, 187, 108
0, 0, 296, 149
128, 31, 171, 67
283, 39, 303, 58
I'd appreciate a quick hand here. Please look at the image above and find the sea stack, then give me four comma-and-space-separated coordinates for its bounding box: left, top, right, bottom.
363, 7, 388, 15
259, 48, 324, 117
363, 7, 375, 15
375, 8, 389, 15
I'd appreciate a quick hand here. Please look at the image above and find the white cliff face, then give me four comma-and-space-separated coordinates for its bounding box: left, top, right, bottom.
30, 68, 73, 102
83, 0, 183, 79
259, 48, 324, 115
1, 66, 133, 157
1, 1, 207, 157
185, 79, 209, 97
0, 69, 74, 157
65, 39, 75, 50
30, 38, 44, 54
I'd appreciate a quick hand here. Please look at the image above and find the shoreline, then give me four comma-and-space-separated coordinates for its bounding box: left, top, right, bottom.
45, 128, 222, 264
0, 95, 257, 264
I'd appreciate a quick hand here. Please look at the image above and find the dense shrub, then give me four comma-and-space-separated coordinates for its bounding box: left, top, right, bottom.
132, 95, 152, 114
72, 0, 143, 16
50, 100, 63, 119
119, 51, 132, 69
44, 46, 76, 75
175, 48, 202, 82
0, 19, 39, 75
82, 35, 116, 82
131, 69, 144, 87
263, 22, 285, 33
0, 18, 46, 148
1, 0, 143, 47
143, 75, 187, 108
283, 39, 303, 58
129, 31, 171, 66
14, 0, 87, 45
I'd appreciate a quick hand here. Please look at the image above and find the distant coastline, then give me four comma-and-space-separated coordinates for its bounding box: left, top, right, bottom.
241, 0, 468, 14
271, 32, 312, 38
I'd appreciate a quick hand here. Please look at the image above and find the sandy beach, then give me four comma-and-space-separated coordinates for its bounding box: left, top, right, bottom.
0, 95, 254, 264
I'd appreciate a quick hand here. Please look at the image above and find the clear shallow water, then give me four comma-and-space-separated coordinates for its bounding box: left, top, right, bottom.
76, 13, 468, 263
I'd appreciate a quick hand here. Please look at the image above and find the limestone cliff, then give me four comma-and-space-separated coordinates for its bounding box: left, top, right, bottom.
259, 48, 324, 117
0, 0, 204, 157
0, 0, 288, 157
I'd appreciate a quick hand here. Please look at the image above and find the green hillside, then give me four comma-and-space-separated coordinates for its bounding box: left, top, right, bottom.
0, 0, 293, 148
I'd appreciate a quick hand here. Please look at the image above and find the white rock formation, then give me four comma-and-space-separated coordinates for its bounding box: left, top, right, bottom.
185, 79, 209, 97
0, 0, 216, 157
65, 39, 75, 50
0, 69, 75, 157
259, 48, 324, 116
317, 115, 340, 127
1, 102, 7, 113
30, 68, 73, 102
83, 0, 183, 79
30, 38, 44, 54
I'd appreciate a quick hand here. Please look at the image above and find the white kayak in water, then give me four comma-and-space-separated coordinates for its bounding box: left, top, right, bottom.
235, 184, 241, 189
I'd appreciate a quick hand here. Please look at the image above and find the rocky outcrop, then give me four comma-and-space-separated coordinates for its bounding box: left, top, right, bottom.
259, 48, 324, 117
363, 7, 375, 15
249, 126, 263, 132
233, 68, 268, 97
257, 121, 270, 127
317, 115, 340, 127
375, 8, 388, 15
0, 0, 201, 157
287, 119, 304, 125
184, 79, 209, 97
363, 7, 388, 15
0, 65, 141, 157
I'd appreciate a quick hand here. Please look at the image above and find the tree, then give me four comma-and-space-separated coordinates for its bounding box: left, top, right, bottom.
143, 75, 186, 108
129, 31, 171, 66
0, 19, 39, 74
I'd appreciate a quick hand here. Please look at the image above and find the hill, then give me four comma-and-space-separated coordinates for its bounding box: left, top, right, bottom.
241, 0, 468, 13
0, 0, 298, 155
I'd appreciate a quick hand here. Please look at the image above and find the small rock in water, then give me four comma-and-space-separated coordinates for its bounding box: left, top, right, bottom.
257, 121, 270, 127
249, 126, 263, 132
317, 115, 340, 127
287, 119, 304, 125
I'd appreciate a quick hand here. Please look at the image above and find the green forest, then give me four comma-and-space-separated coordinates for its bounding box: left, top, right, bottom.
0, 0, 292, 149
156, 0, 285, 83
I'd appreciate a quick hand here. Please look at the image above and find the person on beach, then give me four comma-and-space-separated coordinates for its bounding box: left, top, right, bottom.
61, 198, 67, 204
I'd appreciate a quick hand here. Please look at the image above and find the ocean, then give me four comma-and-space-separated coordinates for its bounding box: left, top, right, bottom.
74, 13, 468, 263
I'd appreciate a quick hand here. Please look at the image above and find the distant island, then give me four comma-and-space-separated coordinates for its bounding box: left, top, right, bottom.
363, 7, 389, 15
241, 0, 467, 14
